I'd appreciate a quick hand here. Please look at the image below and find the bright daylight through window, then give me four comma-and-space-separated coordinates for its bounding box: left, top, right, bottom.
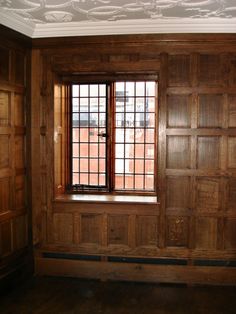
71, 81, 157, 193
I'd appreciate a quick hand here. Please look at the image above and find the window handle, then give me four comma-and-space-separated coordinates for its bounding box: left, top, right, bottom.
98, 132, 108, 138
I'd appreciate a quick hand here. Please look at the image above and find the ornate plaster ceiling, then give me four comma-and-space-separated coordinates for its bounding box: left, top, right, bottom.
0, 0, 236, 38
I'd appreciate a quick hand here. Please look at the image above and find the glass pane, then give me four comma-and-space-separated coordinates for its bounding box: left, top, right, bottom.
90, 85, 98, 97
145, 175, 154, 190
145, 129, 155, 143
89, 128, 98, 142
135, 129, 144, 143
125, 113, 134, 127
80, 98, 88, 111
72, 113, 79, 127
73, 144, 79, 157
135, 159, 144, 174
99, 144, 106, 158
72, 98, 79, 111
125, 175, 134, 189
116, 129, 124, 143
146, 82, 156, 96
80, 113, 89, 126
73, 158, 79, 172
99, 113, 106, 127
115, 175, 124, 189
99, 159, 106, 172
80, 173, 88, 185
90, 98, 98, 112
80, 143, 88, 157
136, 97, 145, 112
125, 129, 134, 143
73, 128, 79, 142
99, 84, 106, 97
125, 159, 134, 173
125, 143, 134, 158
135, 144, 144, 158
116, 113, 124, 126
147, 97, 155, 112
146, 144, 154, 159
90, 143, 98, 157
147, 113, 155, 127
80, 128, 88, 142
73, 173, 79, 185
126, 82, 135, 96
90, 159, 98, 172
90, 174, 98, 186
136, 82, 145, 96
99, 174, 106, 186
116, 144, 124, 158
115, 159, 124, 173
72, 85, 79, 97
80, 85, 88, 97
126, 98, 135, 112
99, 97, 106, 112
135, 175, 144, 189
145, 160, 154, 173
90, 113, 98, 127
80, 158, 88, 172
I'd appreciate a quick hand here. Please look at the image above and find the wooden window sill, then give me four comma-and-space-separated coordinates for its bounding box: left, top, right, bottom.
54, 194, 159, 205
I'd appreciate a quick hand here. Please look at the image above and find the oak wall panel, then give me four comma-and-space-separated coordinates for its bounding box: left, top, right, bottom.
166, 216, 189, 247
0, 134, 10, 169
228, 137, 236, 169
167, 95, 191, 128
198, 94, 223, 128
197, 136, 220, 169
108, 215, 129, 245
53, 213, 73, 244
136, 215, 158, 247
0, 46, 10, 82
0, 91, 10, 126
198, 54, 222, 86
168, 55, 190, 86
81, 214, 102, 244
228, 95, 236, 127
225, 219, 236, 249
0, 178, 10, 212
167, 136, 190, 169
195, 217, 217, 249
228, 178, 236, 211
196, 178, 220, 212
14, 93, 24, 126
0, 221, 12, 257
166, 176, 190, 209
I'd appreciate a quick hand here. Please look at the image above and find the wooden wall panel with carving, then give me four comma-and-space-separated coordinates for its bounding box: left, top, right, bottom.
0, 27, 31, 285
31, 35, 236, 284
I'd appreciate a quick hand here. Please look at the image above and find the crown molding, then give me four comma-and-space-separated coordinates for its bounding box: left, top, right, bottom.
0, 9, 236, 38
0, 10, 34, 38
32, 18, 236, 38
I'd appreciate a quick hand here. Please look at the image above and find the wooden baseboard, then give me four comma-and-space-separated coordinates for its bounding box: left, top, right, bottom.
35, 257, 236, 286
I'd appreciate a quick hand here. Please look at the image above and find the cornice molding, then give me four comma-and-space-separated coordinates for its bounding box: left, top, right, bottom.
0, 10, 34, 38
32, 18, 236, 38
0, 11, 236, 39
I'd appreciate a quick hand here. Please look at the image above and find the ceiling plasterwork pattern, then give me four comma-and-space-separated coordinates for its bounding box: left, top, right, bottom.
0, 0, 236, 23
0, 1, 236, 37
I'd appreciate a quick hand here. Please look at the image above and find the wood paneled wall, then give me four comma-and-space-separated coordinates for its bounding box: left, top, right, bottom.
32, 35, 236, 284
0, 26, 32, 286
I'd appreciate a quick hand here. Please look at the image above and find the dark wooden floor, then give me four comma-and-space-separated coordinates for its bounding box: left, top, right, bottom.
1, 276, 236, 314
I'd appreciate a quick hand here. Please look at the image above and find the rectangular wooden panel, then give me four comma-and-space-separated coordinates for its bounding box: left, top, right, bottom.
53, 213, 73, 244
166, 216, 189, 247
228, 137, 236, 169
136, 215, 158, 247
14, 93, 24, 126
225, 219, 236, 249
168, 55, 190, 86
198, 94, 222, 128
0, 221, 12, 256
15, 51, 25, 85
229, 55, 236, 86
195, 217, 217, 249
81, 214, 102, 244
0, 46, 10, 81
167, 95, 191, 128
15, 135, 25, 169
229, 95, 236, 127
197, 136, 220, 169
198, 54, 221, 86
228, 178, 236, 211
166, 136, 190, 169
196, 178, 220, 212
13, 215, 27, 251
166, 176, 190, 209
108, 215, 128, 245
15, 175, 25, 209
0, 178, 10, 212
0, 91, 10, 126
0, 134, 10, 169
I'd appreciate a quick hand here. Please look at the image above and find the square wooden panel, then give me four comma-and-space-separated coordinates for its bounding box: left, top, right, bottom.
167, 136, 190, 169
229, 56, 236, 86
136, 215, 158, 247
15, 51, 25, 86
197, 136, 220, 169
14, 93, 24, 126
166, 176, 190, 209
198, 94, 223, 128
228, 178, 236, 211
0, 135, 10, 169
228, 137, 236, 169
13, 215, 27, 251
229, 95, 236, 127
15, 136, 25, 169
81, 214, 102, 244
225, 219, 236, 249
166, 216, 189, 247
195, 217, 217, 249
53, 213, 73, 244
0, 46, 10, 82
167, 95, 191, 128
108, 215, 128, 245
0, 221, 12, 256
0, 91, 10, 126
196, 178, 220, 212
15, 175, 25, 210
168, 55, 190, 86
0, 178, 10, 212
198, 54, 222, 86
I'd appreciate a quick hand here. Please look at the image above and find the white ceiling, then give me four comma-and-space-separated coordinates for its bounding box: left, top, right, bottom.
0, 0, 236, 38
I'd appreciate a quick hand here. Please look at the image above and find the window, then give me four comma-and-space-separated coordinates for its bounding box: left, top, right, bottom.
71, 80, 157, 194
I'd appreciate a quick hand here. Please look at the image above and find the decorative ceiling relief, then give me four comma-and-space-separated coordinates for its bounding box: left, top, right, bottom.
0, 0, 236, 23
0, 1, 236, 37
